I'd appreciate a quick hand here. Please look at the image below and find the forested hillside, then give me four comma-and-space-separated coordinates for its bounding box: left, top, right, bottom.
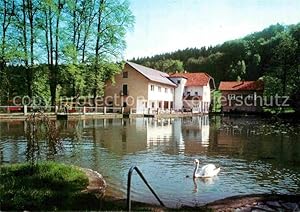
131, 23, 300, 100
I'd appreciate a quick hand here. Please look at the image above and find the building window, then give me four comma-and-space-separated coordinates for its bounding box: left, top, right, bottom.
122, 84, 128, 95
158, 101, 162, 108
152, 102, 155, 108
228, 94, 236, 100
187, 91, 191, 96
150, 85, 154, 91
165, 88, 168, 93
195, 91, 198, 96
158, 86, 161, 92
177, 80, 180, 84
123, 102, 127, 107
123, 71, 128, 78
247, 94, 254, 100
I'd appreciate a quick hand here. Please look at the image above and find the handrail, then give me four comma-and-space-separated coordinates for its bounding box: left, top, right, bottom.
127, 166, 165, 211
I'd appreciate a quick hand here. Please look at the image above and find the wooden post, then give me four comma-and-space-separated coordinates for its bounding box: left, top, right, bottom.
103, 106, 106, 114
121, 107, 124, 114
24, 105, 27, 115
83, 106, 86, 115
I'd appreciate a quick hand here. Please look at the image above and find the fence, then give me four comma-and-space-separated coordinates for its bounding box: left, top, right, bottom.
129, 107, 192, 115
0, 106, 124, 116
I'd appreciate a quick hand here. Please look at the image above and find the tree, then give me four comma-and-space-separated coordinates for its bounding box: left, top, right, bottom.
0, 0, 16, 104
38, 0, 65, 105
0, 0, 16, 71
270, 32, 298, 96
84, 61, 122, 98
144, 59, 184, 73
89, 0, 134, 103
15, 0, 38, 97
229, 60, 246, 81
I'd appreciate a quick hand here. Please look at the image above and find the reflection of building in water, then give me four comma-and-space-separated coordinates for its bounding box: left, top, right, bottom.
182, 116, 210, 144
86, 116, 211, 155
146, 118, 173, 147
80, 118, 148, 155
181, 116, 211, 155
146, 115, 210, 153
67, 117, 211, 155
0, 116, 211, 163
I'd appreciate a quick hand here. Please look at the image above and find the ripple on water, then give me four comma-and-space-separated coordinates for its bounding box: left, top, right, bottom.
1, 117, 300, 207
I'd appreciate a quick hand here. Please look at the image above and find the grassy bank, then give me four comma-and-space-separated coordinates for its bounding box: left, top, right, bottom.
0, 162, 170, 211
0, 162, 102, 210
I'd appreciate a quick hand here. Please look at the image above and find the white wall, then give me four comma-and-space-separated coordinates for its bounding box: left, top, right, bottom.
184, 86, 203, 96
202, 83, 211, 103
148, 83, 174, 102
170, 77, 187, 110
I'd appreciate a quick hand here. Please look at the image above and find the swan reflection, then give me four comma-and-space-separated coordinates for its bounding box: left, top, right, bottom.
192, 176, 219, 193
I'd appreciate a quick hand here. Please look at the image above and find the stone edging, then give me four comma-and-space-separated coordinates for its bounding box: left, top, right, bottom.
205, 194, 300, 211
79, 167, 107, 198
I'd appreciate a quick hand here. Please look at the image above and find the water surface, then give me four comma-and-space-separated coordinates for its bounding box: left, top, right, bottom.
1, 115, 299, 207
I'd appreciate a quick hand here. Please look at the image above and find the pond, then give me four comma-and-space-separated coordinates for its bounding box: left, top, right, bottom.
0, 115, 300, 207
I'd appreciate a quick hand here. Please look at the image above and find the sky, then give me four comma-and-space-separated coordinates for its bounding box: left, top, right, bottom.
124, 0, 300, 60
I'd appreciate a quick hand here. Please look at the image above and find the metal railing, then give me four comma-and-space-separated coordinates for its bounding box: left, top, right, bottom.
127, 166, 165, 211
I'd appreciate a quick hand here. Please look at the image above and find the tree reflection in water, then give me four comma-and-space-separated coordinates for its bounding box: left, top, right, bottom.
25, 112, 63, 166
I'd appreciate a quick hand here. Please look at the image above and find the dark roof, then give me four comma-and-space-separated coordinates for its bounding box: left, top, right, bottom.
126, 62, 176, 86
218, 81, 264, 91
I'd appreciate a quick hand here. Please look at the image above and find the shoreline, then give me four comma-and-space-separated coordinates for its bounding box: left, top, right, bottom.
0, 111, 206, 121
100, 192, 300, 211
1, 110, 300, 121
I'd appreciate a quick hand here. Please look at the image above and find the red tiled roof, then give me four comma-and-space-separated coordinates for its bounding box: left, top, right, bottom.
170, 73, 212, 86
218, 81, 264, 91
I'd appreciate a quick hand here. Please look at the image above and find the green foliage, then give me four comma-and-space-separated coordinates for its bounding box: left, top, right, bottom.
132, 23, 299, 83
84, 61, 123, 97
132, 22, 300, 111
0, 0, 135, 104
143, 59, 184, 73
230, 60, 246, 81
0, 162, 89, 210
32, 65, 51, 101
211, 90, 221, 112
262, 75, 282, 97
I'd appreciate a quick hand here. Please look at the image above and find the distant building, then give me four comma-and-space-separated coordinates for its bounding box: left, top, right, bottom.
104, 62, 176, 114
218, 80, 264, 113
104, 61, 215, 114
169, 73, 215, 113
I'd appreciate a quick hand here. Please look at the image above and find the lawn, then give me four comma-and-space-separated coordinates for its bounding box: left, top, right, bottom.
0, 162, 101, 210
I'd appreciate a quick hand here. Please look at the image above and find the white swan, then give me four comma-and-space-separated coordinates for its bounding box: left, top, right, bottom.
193, 159, 220, 178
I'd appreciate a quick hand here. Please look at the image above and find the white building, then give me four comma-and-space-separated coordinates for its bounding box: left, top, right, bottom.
169, 73, 215, 113
104, 62, 215, 114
